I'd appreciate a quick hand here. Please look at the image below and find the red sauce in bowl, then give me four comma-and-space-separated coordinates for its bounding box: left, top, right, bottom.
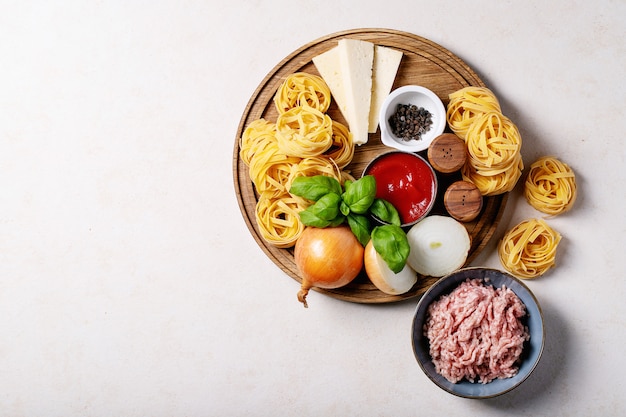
364, 152, 437, 226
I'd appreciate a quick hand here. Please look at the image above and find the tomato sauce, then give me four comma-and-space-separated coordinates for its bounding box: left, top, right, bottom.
365, 152, 437, 225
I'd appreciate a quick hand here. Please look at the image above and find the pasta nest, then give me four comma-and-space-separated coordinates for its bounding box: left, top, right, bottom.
524, 156, 577, 215
446, 86, 501, 140
462, 154, 523, 196
274, 72, 332, 114
460, 111, 524, 196
498, 218, 561, 279
275, 105, 334, 158
447, 86, 523, 196
465, 112, 522, 174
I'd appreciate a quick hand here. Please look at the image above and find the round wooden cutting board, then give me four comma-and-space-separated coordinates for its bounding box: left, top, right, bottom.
233, 28, 508, 304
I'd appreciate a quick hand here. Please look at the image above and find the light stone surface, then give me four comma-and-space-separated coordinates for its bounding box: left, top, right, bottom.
1, 1, 624, 415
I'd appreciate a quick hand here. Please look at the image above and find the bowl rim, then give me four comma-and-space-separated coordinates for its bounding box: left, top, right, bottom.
362, 150, 438, 227
379, 85, 446, 152
411, 266, 545, 398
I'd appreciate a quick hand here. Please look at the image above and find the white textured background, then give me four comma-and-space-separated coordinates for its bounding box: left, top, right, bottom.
1, 1, 624, 416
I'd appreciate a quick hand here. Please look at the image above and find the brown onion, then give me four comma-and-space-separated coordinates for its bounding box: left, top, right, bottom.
294, 226, 364, 308
364, 240, 417, 295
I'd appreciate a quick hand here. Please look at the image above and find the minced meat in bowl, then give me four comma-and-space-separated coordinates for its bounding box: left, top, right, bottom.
411, 267, 545, 398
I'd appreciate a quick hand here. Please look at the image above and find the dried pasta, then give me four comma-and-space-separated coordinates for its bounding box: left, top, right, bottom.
460, 110, 524, 196
524, 156, 577, 215
255, 191, 305, 248
446, 86, 501, 139
465, 112, 522, 174
462, 154, 523, 196
274, 72, 332, 114
325, 120, 354, 169
240, 72, 355, 248
275, 105, 333, 158
339, 170, 356, 184
239, 118, 277, 166
291, 156, 342, 184
249, 146, 300, 195
498, 218, 561, 279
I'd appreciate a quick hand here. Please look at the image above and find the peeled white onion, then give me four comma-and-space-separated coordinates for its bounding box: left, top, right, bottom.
406, 215, 471, 277
364, 240, 417, 295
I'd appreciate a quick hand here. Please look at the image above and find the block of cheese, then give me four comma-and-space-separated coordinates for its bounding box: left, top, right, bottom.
337, 39, 374, 145
368, 45, 403, 133
313, 40, 403, 144
312, 47, 348, 122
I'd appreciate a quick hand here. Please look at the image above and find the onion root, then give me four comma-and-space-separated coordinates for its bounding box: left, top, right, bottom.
297, 286, 310, 308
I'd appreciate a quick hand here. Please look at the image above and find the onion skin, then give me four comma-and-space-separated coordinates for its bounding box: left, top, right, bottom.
364, 240, 417, 295
294, 226, 364, 307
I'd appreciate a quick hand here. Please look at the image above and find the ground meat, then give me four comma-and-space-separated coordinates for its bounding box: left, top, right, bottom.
423, 278, 530, 384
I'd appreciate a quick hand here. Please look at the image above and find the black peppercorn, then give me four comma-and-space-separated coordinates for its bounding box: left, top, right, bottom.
388, 103, 433, 141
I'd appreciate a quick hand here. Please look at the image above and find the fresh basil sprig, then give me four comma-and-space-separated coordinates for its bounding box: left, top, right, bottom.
291, 175, 381, 244
341, 175, 376, 214
289, 175, 408, 271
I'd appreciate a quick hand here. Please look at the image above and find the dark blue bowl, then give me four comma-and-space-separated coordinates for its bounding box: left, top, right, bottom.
411, 267, 545, 398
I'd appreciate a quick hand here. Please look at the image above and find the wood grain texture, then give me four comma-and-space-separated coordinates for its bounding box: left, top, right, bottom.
232, 28, 508, 304
444, 180, 484, 222
428, 133, 467, 173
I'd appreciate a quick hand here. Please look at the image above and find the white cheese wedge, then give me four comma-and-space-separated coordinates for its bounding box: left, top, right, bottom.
312, 47, 348, 122
369, 45, 403, 133
337, 39, 374, 145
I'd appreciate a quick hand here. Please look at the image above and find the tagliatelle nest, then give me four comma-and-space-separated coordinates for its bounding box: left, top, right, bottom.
274, 72, 332, 114
446, 86, 502, 140
275, 105, 334, 158
498, 218, 561, 279
524, 156, 577, 215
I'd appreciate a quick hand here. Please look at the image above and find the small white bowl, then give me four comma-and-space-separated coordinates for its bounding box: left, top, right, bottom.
379, 85, 446, 152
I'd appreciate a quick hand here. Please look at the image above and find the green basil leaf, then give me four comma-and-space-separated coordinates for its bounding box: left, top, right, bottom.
308, 192, 341, 220
347, 213, 372, 247
298, 210, 331, 228
328, 215, 346, 227
371, 224, 410, 273
342, 175, 376, 214
298, 192, 342, 227
340, 200, 350, 217
289, 175, 342, 201
370, 198, 401, 226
